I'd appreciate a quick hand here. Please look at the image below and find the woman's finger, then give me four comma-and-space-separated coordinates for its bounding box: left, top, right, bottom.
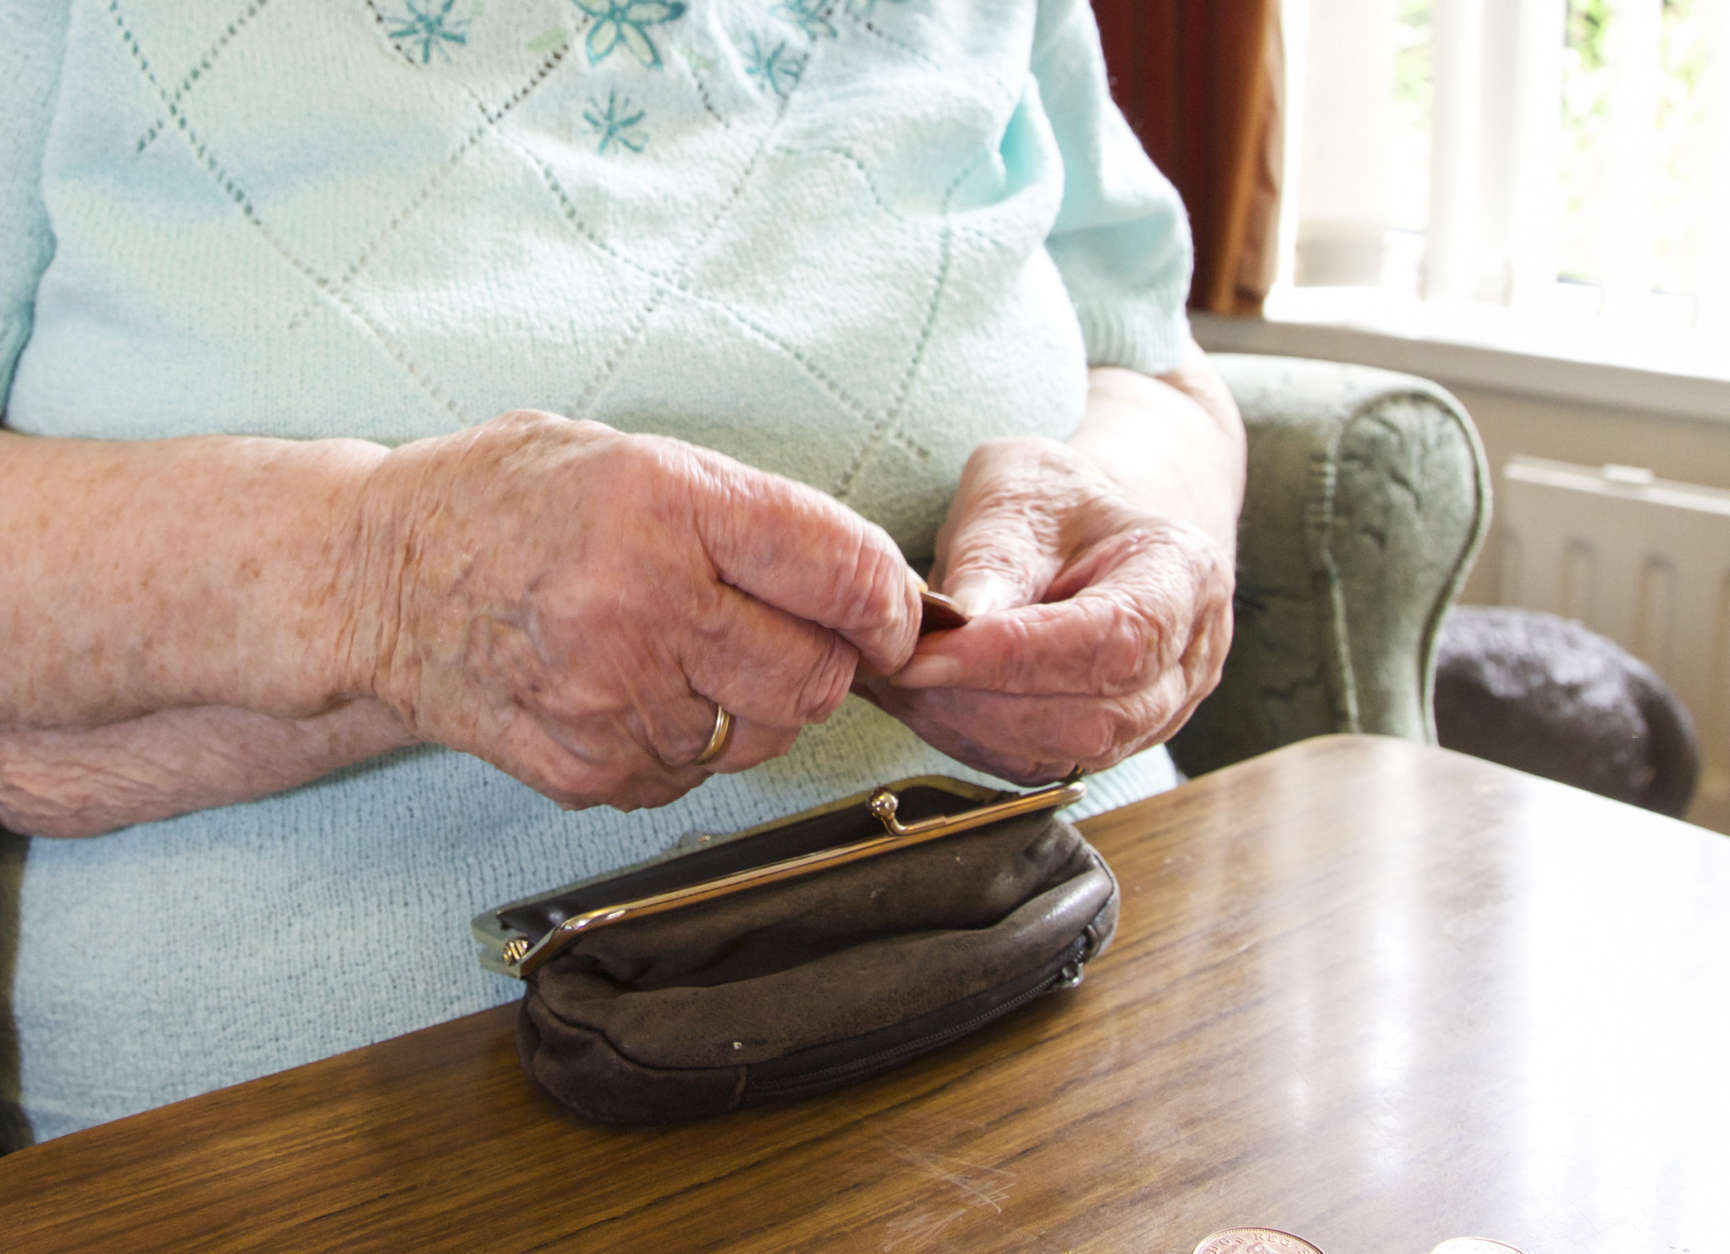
685, 447, 924, 676
891, 594, 1166, 696
621, 695, 798, 774
618, 685, 739, 769
675, 584, 863, 731
691, 717, 801, 775
929, 505, 1054, 621
495, 713, 707, 812
928, 436, 1123, 618
870, 681, 1186, 778
898, 530, 1228, 696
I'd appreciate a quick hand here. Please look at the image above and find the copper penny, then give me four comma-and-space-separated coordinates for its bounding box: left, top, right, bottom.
918, 588, 969, 634
1192, 1228, 1325, 1254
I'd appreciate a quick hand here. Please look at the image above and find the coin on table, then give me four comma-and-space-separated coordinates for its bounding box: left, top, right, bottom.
1430, 1240, 1527, 1254
1193, 1228, 1324, 1254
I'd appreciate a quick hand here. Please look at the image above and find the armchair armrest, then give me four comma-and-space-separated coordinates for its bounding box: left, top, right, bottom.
1167, 353, 1490, 777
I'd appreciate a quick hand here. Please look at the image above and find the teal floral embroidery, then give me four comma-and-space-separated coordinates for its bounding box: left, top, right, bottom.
743, 34, 804, 98
387, 0, 471, 64
584, 89, 649, 153
771, 0, 837, 41
573, 0, 688, 68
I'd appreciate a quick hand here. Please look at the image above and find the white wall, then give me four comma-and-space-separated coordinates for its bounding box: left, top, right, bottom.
1448, 382, 1730, 604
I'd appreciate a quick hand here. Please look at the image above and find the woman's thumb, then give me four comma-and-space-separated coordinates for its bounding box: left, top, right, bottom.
941, 571, 1019, 620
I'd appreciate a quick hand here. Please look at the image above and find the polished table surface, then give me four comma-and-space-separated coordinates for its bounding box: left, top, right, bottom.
4, 735, 1728, 1252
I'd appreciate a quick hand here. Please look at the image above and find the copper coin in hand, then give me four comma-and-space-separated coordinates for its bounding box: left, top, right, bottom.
918, 588, 970, 634
1193, 1228, 1325, 1254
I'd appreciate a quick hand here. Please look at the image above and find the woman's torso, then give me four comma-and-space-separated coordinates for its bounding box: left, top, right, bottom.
10, 0, 1093, 553
0, 0, 1176, 1145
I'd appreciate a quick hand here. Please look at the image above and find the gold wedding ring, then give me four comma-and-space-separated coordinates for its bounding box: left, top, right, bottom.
693, 704, 734, 766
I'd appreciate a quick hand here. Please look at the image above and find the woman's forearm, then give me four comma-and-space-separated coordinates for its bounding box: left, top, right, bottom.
1067, 346, 1247, 552
0, 699, 417, 838
0, 429, 387, 730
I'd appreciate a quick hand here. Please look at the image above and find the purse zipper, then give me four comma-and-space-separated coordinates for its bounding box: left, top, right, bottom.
745, 937, 1091, 1100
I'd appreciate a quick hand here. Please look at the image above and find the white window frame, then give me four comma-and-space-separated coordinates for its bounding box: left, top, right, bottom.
1249, 0, 1730, 420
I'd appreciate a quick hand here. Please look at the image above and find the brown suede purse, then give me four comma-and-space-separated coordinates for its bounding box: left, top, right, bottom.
473, 776, 1117, 1125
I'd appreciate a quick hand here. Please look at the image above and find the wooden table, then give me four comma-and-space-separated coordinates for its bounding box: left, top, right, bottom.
4, 735, 1728, 1253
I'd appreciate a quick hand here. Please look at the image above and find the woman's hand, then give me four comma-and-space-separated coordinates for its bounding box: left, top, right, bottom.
861, 438, 1233, 781
859, 356, 1243, 784
343, 410, 923, 811
0, 409, 918, 835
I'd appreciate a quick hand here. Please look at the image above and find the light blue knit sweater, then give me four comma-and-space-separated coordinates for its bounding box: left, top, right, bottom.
0, 0, 1191, 1144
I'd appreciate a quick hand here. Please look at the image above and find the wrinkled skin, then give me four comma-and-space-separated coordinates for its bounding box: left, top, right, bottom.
346, 410, 924, 810
2, 362, 1237, 838
860, 435, 1234, 784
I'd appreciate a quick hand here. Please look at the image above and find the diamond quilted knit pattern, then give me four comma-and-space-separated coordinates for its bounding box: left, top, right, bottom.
7, 0, 1190, 551
0, 0, 1190, 1145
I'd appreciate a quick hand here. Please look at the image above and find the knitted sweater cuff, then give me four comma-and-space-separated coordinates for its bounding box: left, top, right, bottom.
1075, 300, 1192, 378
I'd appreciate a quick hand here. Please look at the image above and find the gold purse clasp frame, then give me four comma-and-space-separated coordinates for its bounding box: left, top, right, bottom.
501, 775, 1086, 977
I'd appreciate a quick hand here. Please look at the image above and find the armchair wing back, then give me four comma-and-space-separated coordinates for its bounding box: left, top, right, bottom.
1168, 354, 1491, 777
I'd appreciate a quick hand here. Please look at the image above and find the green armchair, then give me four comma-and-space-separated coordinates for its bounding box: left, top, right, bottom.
1168, 354, 1491, 778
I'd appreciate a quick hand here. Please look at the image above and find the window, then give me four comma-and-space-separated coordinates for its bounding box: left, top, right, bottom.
1279, 0, 1730, 377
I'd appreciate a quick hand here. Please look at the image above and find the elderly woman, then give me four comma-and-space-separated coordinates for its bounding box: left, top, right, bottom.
0, 0, 1242, 1144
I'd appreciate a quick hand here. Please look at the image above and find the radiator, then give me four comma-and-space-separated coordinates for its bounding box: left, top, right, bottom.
1494, 455, 1730, 835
